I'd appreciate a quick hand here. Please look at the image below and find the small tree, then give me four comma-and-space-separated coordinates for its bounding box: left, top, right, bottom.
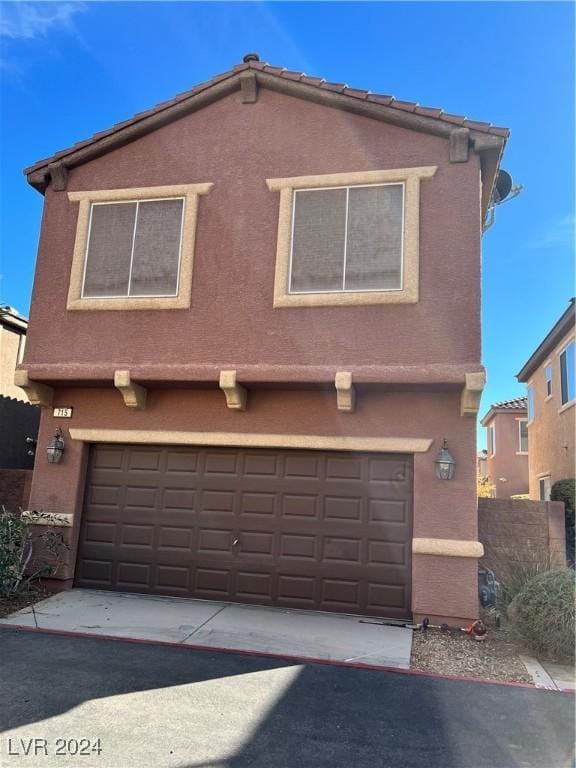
0, 508, 69, 599
477, 476, 494, 498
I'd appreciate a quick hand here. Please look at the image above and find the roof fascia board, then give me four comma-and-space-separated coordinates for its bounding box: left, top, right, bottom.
517, 301, 576, 382
26, 70, 505, 195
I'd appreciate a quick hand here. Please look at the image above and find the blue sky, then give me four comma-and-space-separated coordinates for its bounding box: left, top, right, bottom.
0, 1, 574, 446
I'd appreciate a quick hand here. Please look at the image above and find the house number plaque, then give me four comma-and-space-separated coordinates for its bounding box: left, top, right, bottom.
53, 407, 73, 418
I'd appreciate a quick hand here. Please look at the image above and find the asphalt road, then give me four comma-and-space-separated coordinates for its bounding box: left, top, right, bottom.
0, 627, 573, 768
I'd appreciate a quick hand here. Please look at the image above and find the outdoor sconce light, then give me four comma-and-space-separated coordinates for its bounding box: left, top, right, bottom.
434, 438, 455, 480
46, 428, 65, 464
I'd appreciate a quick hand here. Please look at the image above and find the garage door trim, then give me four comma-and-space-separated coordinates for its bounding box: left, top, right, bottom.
69, 428, 432, 454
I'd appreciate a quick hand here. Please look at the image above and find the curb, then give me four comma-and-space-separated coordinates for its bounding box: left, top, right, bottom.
2, 622, 570, 692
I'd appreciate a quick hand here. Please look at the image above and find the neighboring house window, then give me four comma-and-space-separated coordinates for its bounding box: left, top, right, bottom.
539, 476, 551, 501
527, 386, 535, 421
67, 183, 213, 311
560, 340, 575, 405
518, 419, 528, 453
487, 424, 496, 456
266, 166, 437, 308
545, 363, 552, 397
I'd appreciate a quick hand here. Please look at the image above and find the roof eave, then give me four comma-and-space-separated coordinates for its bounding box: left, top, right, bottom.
25, 67, 507, 200
517, 299, 576, 382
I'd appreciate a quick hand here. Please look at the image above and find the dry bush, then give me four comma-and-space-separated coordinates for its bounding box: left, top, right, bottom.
509, 568, 575, 661
487, 544, 559, 607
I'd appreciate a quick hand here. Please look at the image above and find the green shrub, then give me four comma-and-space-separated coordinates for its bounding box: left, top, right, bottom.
509, 568, 575, 661
0, 508, 69, 600
552, 478, 575, 527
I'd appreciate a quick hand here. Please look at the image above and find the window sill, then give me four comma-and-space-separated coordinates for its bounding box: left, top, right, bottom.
273, 287, 418, 308
558, 399, 575, 415
67, 295, 190, 311
544, 394, 552, 403
516, 451, 528, 456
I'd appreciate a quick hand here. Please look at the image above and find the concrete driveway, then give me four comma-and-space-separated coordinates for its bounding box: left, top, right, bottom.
0, 589, 412, 669
0, 628, 573, 768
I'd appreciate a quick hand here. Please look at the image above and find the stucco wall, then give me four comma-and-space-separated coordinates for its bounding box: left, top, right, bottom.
23, 87, 482, 374
28, 386, 479, 621
484, 411, 528, 497
527, 326, 575, 498
0, 326, 27, 401
478, 497, 566, 572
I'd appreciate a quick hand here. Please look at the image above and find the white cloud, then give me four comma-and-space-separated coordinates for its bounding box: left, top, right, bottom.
0, 2, 85, 41
527, 213, 575, 249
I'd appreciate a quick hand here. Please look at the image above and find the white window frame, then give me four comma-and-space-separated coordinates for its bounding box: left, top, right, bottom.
559, 339, 575, 407
539, 475, 551, 501
288, 182, 405, 296
527, 385, 535, 423
544, 361, 553, 400
517, 418, 528, 455
487, 424, 496, 456
81, 197, 186, 300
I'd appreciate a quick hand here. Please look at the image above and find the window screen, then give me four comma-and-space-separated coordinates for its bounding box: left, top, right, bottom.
83, 198, 184, 298
519, 420, 528, 453
560, 341, 575, 405
290, 184, 403, 294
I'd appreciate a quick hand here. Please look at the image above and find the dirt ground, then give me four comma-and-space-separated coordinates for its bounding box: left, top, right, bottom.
0, 588, 50, 619
410, 613, 533, 684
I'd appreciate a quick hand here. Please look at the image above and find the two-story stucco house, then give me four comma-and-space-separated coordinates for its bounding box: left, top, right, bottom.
16, 55, 509, 624
480, 397, 529, 498
517, 299, 575, 500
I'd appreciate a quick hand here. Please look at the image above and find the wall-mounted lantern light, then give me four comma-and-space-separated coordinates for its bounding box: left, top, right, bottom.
47, 428, 65, 464
434, 438, 455, 480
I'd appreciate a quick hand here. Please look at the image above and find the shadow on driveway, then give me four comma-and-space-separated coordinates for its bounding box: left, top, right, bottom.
1, 628, 573, 768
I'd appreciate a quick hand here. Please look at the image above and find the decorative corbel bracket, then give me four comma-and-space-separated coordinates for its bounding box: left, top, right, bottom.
239, 72, 258, 104
219, 370, 247, 411
449, 128, 470, 163
48, 162, 69, 191
14, 370, 53, 407
460, 371, 486, 416
114, 370, 147, 410
335, 371, 356, 413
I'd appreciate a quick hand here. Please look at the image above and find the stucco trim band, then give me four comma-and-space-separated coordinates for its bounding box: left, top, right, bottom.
266, 167, 437, 308
412, 538, 484, 558
66, 183, 213, 311
69, 429, 433, 454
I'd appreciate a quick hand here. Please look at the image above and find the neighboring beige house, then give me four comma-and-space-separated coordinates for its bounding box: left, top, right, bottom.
480, 397, 528, 498
517, 299, 575, 500
0, 308, 28, 401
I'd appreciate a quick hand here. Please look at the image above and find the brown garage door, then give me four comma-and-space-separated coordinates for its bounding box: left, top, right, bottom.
76, 444, 413, 619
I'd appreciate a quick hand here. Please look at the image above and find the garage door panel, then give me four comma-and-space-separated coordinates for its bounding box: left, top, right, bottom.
76, 445, 413, 618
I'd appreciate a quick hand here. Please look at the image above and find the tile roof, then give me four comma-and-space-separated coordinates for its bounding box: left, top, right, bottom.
24, 56, 510, 179
492, 397, 528, 410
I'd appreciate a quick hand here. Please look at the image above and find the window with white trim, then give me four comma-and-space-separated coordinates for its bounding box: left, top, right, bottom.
487, 424, 496, 456
82, 198, 185, 299
518, 419, 528, 453
560, 341, 575, 405
545, 363, 552, 397
539, 476, 551, 501
527, 386, 535, 421
290, 184, 404, 294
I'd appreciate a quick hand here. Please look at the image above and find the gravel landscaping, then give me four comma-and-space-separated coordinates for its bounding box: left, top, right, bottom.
410, 613, 533, 684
